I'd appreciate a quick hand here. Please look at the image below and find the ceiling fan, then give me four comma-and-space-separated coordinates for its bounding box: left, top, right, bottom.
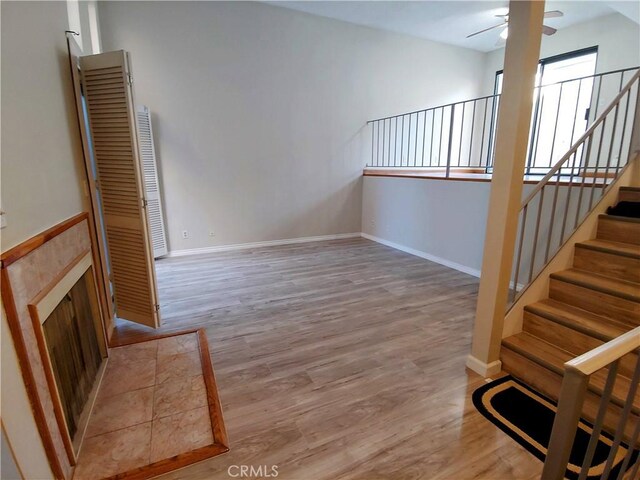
467, 10, 563, 46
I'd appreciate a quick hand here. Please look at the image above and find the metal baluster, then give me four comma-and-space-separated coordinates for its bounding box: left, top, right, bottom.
439, 108, 445, 167
446, 104, 455, 178
548, 83, 565, 168
601, 86, 622, 195
559, 148, 579, 245
407, 114, 411, 167
574, 135, 594, 229
527, 85, 543, 175
394, 116, 399, 167
614, 89, 632, 174
528, 93, 546, 174
544, 172, 562, 264
615, 413, 640, 480
625, 82, 640, 172
375, 120, 380, 166
382, 120, 387, 167
414, 112, 419, 167
421, 110, 427, 167
569, 79, 583, 149
429, 109, 435, 166
370, 121, 374, 166
601, 354, 640, 480
618, 70, 625, 93
529, 188, 545, 283
468, 99, 477, 167
512, 205, 528, 303
401, 115, 405, 166
387, 117, 392, 167
588, 117, 607, 211
458, 102, 466, 167
577, 361, 620, 480
593, 74, 603, 118
480, 98, 488, 168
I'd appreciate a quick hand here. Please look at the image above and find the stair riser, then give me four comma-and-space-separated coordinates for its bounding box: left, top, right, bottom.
597, 217, 640, 245
618, 189, 640, 203
500, 347, 636, 441
549, 278, 640, 326
573, 246, 640, 283
523, 311, 637, 378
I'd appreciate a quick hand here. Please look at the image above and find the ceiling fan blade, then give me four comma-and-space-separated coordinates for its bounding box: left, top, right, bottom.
466, 22, 508, 38
544, 10, 563, 18
542, 25, 557, 36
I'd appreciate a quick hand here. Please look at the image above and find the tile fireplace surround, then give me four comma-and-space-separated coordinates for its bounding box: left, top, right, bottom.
1, 213, 228, 479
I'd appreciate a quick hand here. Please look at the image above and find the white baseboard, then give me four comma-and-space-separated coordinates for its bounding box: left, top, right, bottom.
465, 355, 502, 378
167, 233, 362, 257
360, 232, 481, 278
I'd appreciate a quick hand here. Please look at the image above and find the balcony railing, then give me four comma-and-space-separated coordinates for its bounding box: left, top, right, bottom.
366, 67, 639, 178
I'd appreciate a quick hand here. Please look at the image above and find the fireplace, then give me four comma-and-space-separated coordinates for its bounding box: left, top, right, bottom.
1, 214, 108, 479
28, 252, 107, 456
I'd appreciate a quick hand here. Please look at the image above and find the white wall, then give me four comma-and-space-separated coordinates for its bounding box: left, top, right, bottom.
481, 13, 640, 95
1, 1, 87, 251
0, 1, 100, 477
362, 177, 491, 276
361, 177, 609, 279
97, 1, 487, 252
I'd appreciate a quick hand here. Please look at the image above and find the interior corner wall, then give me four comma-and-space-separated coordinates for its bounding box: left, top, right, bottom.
1, 1, 87, 252
481, 13, 640, 95
97, 1, 487, 252
362, 177, 491, 276
1, 1, 93, 477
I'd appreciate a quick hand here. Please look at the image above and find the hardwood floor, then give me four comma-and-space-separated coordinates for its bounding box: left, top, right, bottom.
112, 238, 542, 479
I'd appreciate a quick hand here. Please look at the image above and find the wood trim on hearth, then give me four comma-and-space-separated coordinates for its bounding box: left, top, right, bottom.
101, 329, 229, 479
197, 329, 229, 448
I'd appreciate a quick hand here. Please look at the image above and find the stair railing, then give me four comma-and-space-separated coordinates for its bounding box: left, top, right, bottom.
366, 67, 639, 176
541, 326, 640, 480
510, 70, 640, 304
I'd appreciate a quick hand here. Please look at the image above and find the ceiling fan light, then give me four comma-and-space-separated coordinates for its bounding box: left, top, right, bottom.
500, 27, 509, 39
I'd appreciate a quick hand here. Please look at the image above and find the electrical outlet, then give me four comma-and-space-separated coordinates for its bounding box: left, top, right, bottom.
209, 231, 215, 237
182, 230, 189, 239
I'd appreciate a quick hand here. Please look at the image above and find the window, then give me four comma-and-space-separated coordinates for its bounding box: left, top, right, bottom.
492, 47, 598, 174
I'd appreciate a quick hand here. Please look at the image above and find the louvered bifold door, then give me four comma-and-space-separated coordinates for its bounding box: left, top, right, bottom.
80, 50, 160, 328
136, 106, 168, 258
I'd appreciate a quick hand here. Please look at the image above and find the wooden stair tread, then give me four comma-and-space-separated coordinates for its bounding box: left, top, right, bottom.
599, 213, 640, 224
619, 187, 640, 192
576, 239, 640, 259
525, 299, 632, 342
502, 333, 639, 410
550, 268, 640, 303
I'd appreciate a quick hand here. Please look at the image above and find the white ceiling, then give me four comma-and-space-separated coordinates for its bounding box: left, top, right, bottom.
266, 1, 640, 53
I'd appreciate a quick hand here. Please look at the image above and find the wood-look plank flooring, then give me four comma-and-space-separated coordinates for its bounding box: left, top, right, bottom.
112, 238, 542, 479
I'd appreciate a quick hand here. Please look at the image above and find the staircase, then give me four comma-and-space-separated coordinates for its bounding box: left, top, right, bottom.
501, 186, 640, 436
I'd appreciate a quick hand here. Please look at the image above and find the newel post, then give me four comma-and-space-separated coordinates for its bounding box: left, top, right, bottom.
466, 0, 545, 376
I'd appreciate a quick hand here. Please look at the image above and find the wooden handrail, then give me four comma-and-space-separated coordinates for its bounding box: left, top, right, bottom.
565, 326, 640, 376
542, 327, 640, 480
